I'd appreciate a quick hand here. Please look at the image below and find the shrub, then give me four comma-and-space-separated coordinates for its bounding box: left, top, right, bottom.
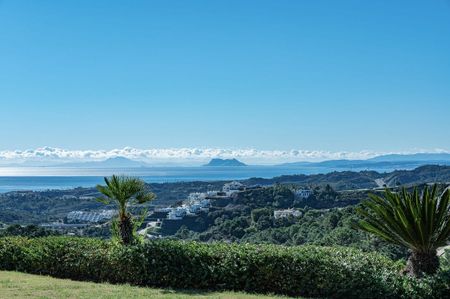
0, 236, 448, 298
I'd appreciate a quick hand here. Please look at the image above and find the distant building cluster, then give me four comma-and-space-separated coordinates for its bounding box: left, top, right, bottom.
62, 195, 96, 200
152, 181, 250, 221
40, 222, 88, 230
274, 208, 302, 219
167, 198, 211, 220
7, 191, 34, 197
222, 181, 245, 195
67, 210, 116, 223
293, 188, 313, 199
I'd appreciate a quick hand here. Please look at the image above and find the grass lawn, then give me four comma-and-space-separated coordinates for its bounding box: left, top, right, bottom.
0, 271, 297, 299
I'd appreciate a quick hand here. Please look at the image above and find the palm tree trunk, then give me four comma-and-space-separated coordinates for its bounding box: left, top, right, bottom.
119, 213, 133, 245
405, 250, 439, 277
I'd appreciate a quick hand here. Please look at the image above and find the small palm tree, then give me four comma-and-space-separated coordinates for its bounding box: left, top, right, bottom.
356, 185, 450, 277
96, 175, 155, 245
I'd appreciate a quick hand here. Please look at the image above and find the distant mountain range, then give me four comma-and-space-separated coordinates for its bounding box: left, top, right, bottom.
56, 157, 148, 168
59, 157, 249, 168
368, 153, 450, 162
279, 153, 450, 170
2, 153, 450, 170
203, 158, 247, 167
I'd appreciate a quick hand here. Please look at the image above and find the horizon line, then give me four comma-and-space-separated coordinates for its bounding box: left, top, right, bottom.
0, 146, 449, 165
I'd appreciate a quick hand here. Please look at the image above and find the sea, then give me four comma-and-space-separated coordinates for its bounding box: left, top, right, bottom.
0, 165, 409, 193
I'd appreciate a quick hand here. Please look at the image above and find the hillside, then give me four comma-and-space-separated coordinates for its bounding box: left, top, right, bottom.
0, 165, 448, 225
244, 165, 450, 190
383, 165, 450, 187
0, 180, 226, 224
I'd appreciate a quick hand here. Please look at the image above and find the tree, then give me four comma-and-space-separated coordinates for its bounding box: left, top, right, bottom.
96, 175, 155, 245
356, 185, 450, 277
0, 224, 57, 237
251, 208, 271, 223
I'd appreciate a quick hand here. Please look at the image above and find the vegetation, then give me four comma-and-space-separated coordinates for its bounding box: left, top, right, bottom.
2, 172, 450, 297
1, 166, 449, 226
0, 224, 59, 238
357, 185, 450, 277
244, 165, 450, 190
0, 271, 287, 299
1, 236, 449, 298
174, 203, 407, 260
0, 181, 225, 225
96, 175, 156, 245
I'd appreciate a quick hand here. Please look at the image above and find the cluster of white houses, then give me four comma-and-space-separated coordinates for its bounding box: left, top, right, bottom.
154, 181, 247, 221
153, 182, 313, 222
293, 188, 313, 199
272, 188, 312, 219
66, 210, 116, 223
222, 181, 246, 195
166, 199, 210, 220
52, 182, 313, 235
62, 195, 96, 200
273, 208, 302, 219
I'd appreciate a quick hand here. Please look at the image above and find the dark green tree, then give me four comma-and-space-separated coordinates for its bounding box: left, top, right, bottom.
356, 185, 450, 277
96, 175, 155, 245
251, 208, 271, 223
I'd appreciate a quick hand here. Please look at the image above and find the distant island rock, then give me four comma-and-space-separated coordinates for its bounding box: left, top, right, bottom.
204, 158, 247, 167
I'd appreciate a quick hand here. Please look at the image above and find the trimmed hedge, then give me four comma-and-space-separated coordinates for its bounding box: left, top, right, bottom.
0, 237, 448, 298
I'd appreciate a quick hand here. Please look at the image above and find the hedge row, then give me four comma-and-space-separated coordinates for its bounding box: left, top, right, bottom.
0, 237, 448, 298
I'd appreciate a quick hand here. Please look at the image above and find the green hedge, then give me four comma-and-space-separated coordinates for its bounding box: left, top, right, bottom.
0, 237, 448, 298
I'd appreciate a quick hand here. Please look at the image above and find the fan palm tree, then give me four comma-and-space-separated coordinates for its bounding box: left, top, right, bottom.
356, 185, 450, 277
96, 175, 155, 245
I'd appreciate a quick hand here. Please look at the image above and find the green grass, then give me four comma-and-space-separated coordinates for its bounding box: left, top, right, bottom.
0, 271, 297, 299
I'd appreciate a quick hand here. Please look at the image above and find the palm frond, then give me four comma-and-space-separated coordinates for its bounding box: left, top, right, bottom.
356, 185, 450, 253
96, 175, 156, 207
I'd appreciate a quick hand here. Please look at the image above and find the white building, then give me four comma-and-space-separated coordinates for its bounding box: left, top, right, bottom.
79, 196, 95, 200
186, 198, 210, 214
294, 189, 313, 199
206, 190, 225, 197
167, 207, 187, 220
188, 192, 206, 201
274, 209, 302, 219
188, 203, 202, 214
67, 210, 116, 223
223, 181, 245, 194
155, 207, 172, 213
146, 221, 162, 228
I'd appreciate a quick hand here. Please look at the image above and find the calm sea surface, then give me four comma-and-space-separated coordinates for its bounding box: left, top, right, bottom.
0, 165, 405, 193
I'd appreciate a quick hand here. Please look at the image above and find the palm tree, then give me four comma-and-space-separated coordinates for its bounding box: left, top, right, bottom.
96, 175, 155, 245
356, 185, 450, 277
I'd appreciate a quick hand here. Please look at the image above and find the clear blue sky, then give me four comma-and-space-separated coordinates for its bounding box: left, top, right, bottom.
0, 0, 449, 152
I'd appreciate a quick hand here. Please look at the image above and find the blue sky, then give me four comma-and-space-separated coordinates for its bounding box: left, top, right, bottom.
0, 0, 449, 155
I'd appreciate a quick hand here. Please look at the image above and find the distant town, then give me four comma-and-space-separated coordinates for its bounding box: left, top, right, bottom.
28, 181, 313, 239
